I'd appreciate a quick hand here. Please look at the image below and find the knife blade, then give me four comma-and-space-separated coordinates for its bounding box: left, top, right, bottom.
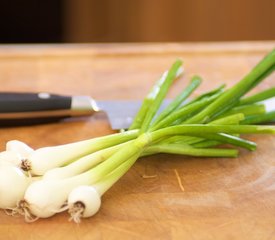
0, 92, 148, 129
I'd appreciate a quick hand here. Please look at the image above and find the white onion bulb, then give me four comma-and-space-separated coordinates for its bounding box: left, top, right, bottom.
68, 185, 101, 223
0, 165, 31, 209
0, 151, 22, 167
6, 140, 34, 158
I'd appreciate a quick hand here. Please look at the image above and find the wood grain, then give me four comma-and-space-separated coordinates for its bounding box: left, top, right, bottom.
0, 42, 274, 240
63, 0, 275, 42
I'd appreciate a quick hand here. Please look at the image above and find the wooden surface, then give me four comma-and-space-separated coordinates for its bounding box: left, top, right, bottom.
0, 41, 274, 240
64, 0, 275, 42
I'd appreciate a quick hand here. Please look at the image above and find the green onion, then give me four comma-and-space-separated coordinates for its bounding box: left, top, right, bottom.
241, 111, 275, 124
129, 65, 183, 130
238, 87, 275, 105
152, 75, 202, 126
150, 91, 222, 131
185, 50, 275, 123
215, 103, 266, 119
139, 60, 183, 133
150, 124, 275, 143
145, 144, 238, 158
1, 50, 275, 223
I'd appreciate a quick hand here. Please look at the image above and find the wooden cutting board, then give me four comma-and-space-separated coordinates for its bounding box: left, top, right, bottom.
0, 42, 274, 240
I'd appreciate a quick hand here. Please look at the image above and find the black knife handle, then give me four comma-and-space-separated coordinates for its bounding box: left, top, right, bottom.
0, 92, 72, 112
0, 92, 74, 126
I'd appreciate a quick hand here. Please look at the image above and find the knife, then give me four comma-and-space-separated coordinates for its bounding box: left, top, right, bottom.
0, 68, 186, 128
0, 92, 149, 129
0, 92, 275, 129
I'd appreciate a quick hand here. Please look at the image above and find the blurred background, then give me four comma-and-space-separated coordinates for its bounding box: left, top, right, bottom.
0, 0, 274, 43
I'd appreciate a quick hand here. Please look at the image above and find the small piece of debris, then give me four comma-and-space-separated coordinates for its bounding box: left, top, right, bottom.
174, 169, 185, 192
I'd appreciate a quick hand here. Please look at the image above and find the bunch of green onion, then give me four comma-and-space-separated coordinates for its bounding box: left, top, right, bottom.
0, 49, 275, 223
